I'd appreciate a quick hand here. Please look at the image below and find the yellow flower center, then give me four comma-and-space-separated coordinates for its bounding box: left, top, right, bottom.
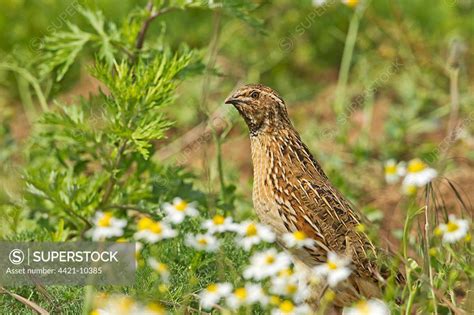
149, 222, 163, 234
278, 268, 293, 278
344, 0, 359, 7
355, 300, 370, 315
155, 263, 168, 273
234, 288, 247, 300
408, 159, 426, 173
287, 284, 298, 294
175, 200, 188, 212
246, 223, 258, 236
147, 302, 165, 315
207, 284, 218, 293
270, 295, 281, 305
97, 212, 113, 227
293, 230, 306, 240
446, 221, 459, 232
385, 164, 397, 175
279, 300, 295, 313
212, 215, 225, 225
327, 261, 338, 270
197, 238, 208, 246
90, 311, 100, 315
137, 217, 154, 230
117, 297, 134, 311
265, 255, 276, 265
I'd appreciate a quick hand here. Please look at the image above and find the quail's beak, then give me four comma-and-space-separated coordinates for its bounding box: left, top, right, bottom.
224, 96, 240, 106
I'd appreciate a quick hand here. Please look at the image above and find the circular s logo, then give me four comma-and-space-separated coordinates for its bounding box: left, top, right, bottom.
9, 249, 25, 265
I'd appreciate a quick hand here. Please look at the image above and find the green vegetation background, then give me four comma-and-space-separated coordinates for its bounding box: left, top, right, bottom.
0, 0, 472, 314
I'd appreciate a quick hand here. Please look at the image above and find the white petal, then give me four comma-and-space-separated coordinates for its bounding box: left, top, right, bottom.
327, 268, 351, 287
186, 206, 198, 216
367, 299, 390, 315
313, 264, 329, 276
172, 197, 183, 204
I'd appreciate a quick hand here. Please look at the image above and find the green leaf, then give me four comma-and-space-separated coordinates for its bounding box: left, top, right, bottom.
91, 49, 197, 157
37, 7, 121, 81
79, 8, 118, 65
38, 23, 91, 81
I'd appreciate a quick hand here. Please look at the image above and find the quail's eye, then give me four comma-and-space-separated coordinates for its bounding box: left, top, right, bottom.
250, 91, 260, 99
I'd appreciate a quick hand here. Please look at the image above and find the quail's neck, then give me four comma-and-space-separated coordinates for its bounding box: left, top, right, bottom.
249, 127, 300, 169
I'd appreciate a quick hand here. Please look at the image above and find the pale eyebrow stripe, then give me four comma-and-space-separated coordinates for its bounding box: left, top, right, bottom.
238, 86, 285, 105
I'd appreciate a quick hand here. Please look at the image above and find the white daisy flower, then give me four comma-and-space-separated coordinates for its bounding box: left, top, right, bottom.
402, 159, 437, 194
236, 221, 276, 250
91, 294, 141, 315
202, 214, 236, 234
435, 214, 470, 244
271, 300, 311, 315
384, 159, 406, 184
271, 269, 310, 303
243, 249, 292, 280
134, 217, 177, 243
313, 252, 352, 287
87, 211, 127, 241
343, 299, 390, 315
271, 274, 298, 297
148, 258, 170, 282
163, 197, 198, 224
226, 283, 268, 310
199, 282, 233, 309
185, 233, 219, 252
293, 261, 321, 286
282, 230, 315, 248
91, 295, 166, 315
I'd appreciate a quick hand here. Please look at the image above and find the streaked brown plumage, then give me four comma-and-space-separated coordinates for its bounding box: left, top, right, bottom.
226, 84, 386, 306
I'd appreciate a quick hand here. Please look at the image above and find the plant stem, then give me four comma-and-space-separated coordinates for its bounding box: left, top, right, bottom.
99, 140, 128, 208
132, 1, 177, 63
401, 199, 420, 314
424, 186, 438, 315
0, 63, 49, 112
405, 284, 418, 315
98, 0, 172, 211
333, 4, 365, 116
15, 73, 36, 123
214, 132, 226, 204
446, 39, 463, 146
135, 0, 155, 51
359, 58, 374, 150
199, 9, 222, 210
447, 67, 459, 136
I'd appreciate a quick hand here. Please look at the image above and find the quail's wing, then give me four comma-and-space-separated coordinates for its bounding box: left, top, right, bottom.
278, 135, 379, 277
299, 179, 379, 274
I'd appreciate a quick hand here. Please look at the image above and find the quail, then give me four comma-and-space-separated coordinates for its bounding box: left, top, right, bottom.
225, 84, 386, 306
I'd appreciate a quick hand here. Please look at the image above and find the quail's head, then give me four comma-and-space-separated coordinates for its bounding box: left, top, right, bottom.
225, 84, 292, 135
